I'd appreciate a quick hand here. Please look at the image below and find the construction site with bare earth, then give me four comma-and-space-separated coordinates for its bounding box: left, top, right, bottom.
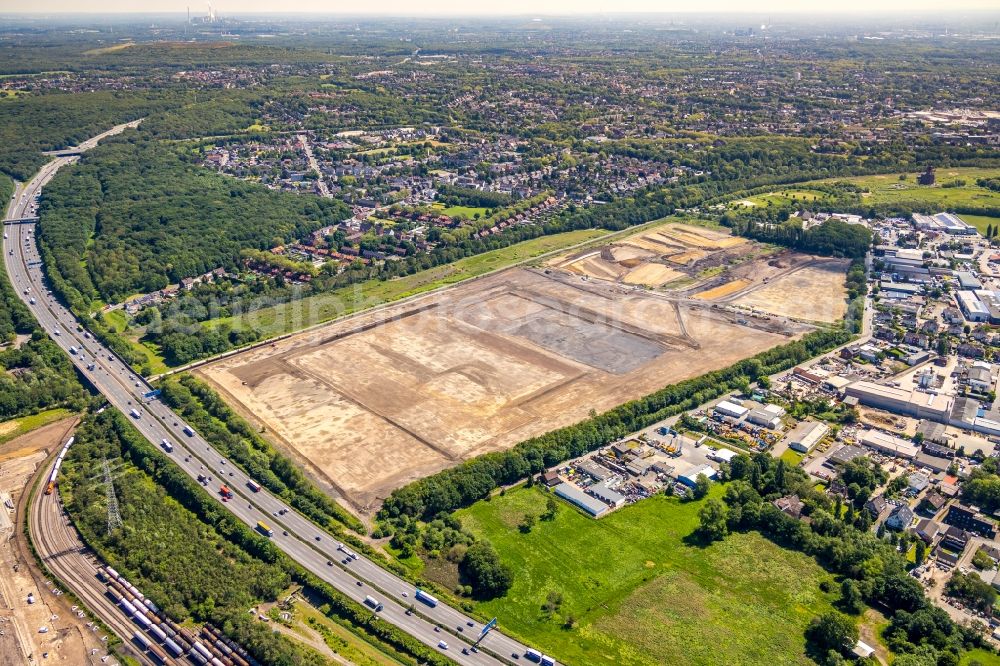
197, 221, 850, 514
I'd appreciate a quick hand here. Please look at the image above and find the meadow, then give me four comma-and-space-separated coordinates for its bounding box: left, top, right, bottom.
452, 485, 845, 666
742, 168, 1000, 230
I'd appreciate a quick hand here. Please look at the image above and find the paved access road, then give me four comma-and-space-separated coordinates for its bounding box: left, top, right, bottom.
3, 125, 544, 666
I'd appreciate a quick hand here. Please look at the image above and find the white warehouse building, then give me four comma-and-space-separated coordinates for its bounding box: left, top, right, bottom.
714, 400, 749, 419
785, 421, 829, 453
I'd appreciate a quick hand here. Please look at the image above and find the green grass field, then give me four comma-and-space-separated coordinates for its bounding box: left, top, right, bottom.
0, 408, 73, 446
452, 485, 839, 666
740, 168, 1000, 227
780, 448, 805, 467
432, 204, 491, 219
204, 227, 609, 340
961, 648, 1000, 665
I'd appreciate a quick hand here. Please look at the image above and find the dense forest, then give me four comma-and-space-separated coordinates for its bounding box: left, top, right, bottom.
0, 91, 171, 181
38, 136, 351, 303
723, 217, 874, 260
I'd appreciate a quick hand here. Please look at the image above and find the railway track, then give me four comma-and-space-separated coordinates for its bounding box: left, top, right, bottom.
28, 454, 161, 666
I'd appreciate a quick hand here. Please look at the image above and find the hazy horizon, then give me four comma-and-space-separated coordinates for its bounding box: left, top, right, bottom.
2, 1, 999, 16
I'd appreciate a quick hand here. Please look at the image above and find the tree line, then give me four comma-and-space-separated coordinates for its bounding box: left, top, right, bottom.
379, 326, 853, 525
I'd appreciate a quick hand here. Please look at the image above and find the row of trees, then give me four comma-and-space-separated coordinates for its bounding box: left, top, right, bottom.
379, 326, 853, 524
159, 374, 365, 533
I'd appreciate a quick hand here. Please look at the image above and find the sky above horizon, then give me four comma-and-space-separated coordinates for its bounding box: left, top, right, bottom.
3, 0, 999, 15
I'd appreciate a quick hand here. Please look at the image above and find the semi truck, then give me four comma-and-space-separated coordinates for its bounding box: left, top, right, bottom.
256, 521, 274, 537
183, 425, 195, 437
363, 596, 383, 612
415, 588, 439, 607
246, 479, 261, 492
160, 439, 173, 453
129, 409, 140, 419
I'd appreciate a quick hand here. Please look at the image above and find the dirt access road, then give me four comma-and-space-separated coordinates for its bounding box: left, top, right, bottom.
0, 416, 109, 666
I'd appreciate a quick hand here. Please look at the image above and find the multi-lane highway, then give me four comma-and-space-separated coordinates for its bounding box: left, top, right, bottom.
3, 125, 546, 666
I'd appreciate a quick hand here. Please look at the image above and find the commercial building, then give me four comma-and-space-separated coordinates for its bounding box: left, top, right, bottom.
844, 381, 954, 423
714, 400, 749, 419
827, 444, 867, 466
975, 290, 1000, 324
553, 482, 610, 518
956, 290, 990, 322
678, 464, 717, 488
913, 212, 976, 235
944, 504, 997, 538
588, 481, 626, 508
746, 408, 781, 429
785, 421, 829, 453
956, 271, 983, 290
859, 429, 919, 460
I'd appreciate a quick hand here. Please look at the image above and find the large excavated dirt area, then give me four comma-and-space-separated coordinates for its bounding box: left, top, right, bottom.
198, 267, 815, 512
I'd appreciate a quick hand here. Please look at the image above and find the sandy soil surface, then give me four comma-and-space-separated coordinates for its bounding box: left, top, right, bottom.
0, 417, 105, 666
621, 263, 684, 287
731, 259, 851, 322
692, 279, 751, 300
550, 222, 748, 287
199, 267, 809, 513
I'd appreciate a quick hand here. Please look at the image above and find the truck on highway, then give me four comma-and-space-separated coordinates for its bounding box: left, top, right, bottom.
246, 479, 261, 492
256, 521, 274, 538
28, 297, 35, 305
182, 425, 195, 437
160, 439, 173, 453
87, 363, 95, 371
129, 409, 140, 419
415, 588, 439, 608
219, 485, 233, 499
69, 346, 77, 355
363, 596, 383, 612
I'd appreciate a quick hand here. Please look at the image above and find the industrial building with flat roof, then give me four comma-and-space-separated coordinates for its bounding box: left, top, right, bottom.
844, 380, 954, 423
785, 421, 829, 453
553, 482, 611, 517
913, 212, 976, 235
714, 400, 749, 419
956, 290, 990, 322
678, 464, 718, 487
859, 429, 919, 460
827, 444, 867, 466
